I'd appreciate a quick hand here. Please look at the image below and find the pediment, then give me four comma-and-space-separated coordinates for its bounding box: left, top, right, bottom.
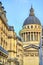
24, 44, 39, 50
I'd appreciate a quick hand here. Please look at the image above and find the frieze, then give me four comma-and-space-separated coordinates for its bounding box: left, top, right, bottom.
24, 52, 39, 57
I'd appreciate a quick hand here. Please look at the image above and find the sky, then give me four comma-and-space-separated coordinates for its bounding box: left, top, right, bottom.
0, 0, 43, 35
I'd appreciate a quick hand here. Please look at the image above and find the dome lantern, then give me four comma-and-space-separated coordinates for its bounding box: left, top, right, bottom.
29, 5, 34, 16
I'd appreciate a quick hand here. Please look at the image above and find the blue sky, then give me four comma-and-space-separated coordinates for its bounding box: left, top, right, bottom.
0, 0, 43, 35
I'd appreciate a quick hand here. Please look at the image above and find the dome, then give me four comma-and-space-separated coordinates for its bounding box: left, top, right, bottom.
23, 16, 41, 26
23, 6, 41, 26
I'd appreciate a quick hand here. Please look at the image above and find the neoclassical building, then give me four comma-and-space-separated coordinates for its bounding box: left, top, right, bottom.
19, 6, 42, 65
0, 1, 43, 65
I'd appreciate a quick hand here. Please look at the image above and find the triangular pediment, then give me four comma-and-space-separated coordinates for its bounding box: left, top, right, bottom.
24, 44, 39, 50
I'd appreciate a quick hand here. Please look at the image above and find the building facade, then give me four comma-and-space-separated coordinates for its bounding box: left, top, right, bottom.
7, 26, 23, 65
16, 36, 23, 65
7, 26, 17, 65
0, 2, 8, 65
0, 2, 23, 65
19, 6, 42, 65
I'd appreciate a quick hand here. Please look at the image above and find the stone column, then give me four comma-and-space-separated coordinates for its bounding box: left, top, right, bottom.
23, 33, 24, 41
36, 32, 38, 41
39, 32, 40, 41
25, 32, 26, 42
30, 32, 31, 41
26, 33, 27, 41
33, 32, 34, 41
24, 33, 25, 41
38, 32, 39, 41
37, 32, 38, 41
28, 32, 30, 41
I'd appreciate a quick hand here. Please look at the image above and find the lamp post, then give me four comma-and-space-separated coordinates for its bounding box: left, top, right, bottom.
39, 31, 42, 65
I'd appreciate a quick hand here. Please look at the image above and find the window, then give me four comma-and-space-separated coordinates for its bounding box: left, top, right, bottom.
27, 26, 29, 28
31, 25, 33, 28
